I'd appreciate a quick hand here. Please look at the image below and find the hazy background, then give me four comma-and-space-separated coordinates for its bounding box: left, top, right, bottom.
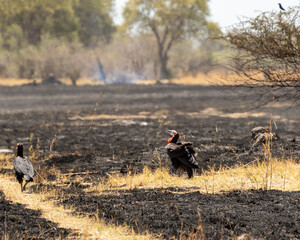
0, 0, 299, 84
114, 0, 300, 27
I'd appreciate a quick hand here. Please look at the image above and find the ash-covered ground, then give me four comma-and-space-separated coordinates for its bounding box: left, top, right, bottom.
0, 84, 299, 239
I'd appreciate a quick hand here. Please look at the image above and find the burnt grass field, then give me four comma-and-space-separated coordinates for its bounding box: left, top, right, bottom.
0, 84, 299, 239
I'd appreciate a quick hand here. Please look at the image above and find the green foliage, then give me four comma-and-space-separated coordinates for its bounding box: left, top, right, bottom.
0, 0, 223, 81
124, 0, 209, 34
14, 3, 54, 44
50, 6, 79, 41
74, 0, 116, 46
2, 24, 27, 50
0, 0, 115, 46
123, 0, 215, 80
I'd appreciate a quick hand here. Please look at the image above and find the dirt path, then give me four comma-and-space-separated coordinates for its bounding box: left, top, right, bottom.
0, 177, 159, 239
0, 180, 71, 239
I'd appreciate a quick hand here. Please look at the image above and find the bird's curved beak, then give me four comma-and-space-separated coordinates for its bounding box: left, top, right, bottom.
166, 130, 176, 135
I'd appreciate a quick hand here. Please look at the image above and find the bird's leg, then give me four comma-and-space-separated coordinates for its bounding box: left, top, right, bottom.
20, 181, 23, 192
196, 168, 202, 176
186, 166, 193, 179
22, 181, 28, 192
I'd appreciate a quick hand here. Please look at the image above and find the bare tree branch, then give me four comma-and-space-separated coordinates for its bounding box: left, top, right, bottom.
220, 7, 300, 105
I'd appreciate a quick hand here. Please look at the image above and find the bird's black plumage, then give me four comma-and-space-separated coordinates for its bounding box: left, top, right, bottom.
278, 3, 285, 11
14, 143, 34, 191
165, 130, 199, 178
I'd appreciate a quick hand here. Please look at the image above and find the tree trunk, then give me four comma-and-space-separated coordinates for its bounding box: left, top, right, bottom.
151, 26, 173, 82
156, 49, 171, 83
159, 55, 171, 80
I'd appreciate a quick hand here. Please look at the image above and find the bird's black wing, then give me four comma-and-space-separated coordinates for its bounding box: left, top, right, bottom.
170, 158, 182, 169
165, 143, 186, 157
182, 142, 196, 155
14, 156, 34, 180
165, 143, 188, 169
178, 148, 199, 169
179, 141, 193, 146
165, 143, 199, 169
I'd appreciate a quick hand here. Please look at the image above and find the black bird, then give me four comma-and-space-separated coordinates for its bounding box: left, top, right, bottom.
278, 3, 285, 11
165, 130, 199, 178
14, 143, 34, 192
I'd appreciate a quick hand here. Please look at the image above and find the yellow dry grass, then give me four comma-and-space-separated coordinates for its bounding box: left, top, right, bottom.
59, 78, 104, 86
1, 70, 298, 86
0, 154, 158, 240
1, 151, 299, 239
140, 70, 300, 86
0, 176, 158, 240
0, 70, 260, 86
138, 70, 258, 86
0, 78, 42, 86
69, 110, 169, 121
96, 158, 299, 194
0, 78, 102, 86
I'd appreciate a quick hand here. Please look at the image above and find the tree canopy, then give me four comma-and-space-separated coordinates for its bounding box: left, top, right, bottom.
0, 0, 223, 83
74, 0, 116, 46
0, 0, 115, 46
123, 0, 216, 80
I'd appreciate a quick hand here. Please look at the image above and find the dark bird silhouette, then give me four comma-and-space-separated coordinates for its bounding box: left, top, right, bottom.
165, 130, 199, 178
14, 143, 34, 192
278, 3, 285, 11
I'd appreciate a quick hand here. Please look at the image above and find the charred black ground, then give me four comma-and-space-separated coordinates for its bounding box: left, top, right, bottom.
0, 84, 299, 239
0, 190, 71, 239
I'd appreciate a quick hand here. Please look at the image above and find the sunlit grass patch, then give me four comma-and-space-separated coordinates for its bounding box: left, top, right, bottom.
1, 151, 299, 239
0, 154, 158, 239
138, 70, 269, 86
97, 158, 299, 194
0, 78, 42, 86
0, 78, 101, 86
0, 153, 14, 168
59, 77, 103, 86
69, 110, 169, 121
0, 176, 159, 240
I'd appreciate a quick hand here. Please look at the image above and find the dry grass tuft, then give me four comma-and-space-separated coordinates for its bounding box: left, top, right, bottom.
97, 158, 299, 194
138, 70, 255, 86
97, 132, 299, 193
138, 70, 296, 86
0, 149, 299, 239
0, 78, 102, 86
0, 153, 14, 168
0, 154, 158, 240
59, 78, 104, 86
0, 78, 42, 86
0, 176, 158, 240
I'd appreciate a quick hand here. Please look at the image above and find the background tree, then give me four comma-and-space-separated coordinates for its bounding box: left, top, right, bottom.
97, 32, 156, 83
169, 21, 223, 76
0, 0, 223, 82
0, 0, 115, 46
221, 7, 300, 105
123, 0, 214, 80
74, 0, 116, 46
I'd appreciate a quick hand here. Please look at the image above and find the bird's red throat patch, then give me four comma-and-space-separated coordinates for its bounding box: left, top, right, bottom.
168, 131, 177, 143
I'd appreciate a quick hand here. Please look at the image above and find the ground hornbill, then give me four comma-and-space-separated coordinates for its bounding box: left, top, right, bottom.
14, 143, 34, 192
165, 130, 199, 178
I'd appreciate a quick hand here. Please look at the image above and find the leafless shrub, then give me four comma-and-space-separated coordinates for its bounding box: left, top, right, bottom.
221, 7, 300, 105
